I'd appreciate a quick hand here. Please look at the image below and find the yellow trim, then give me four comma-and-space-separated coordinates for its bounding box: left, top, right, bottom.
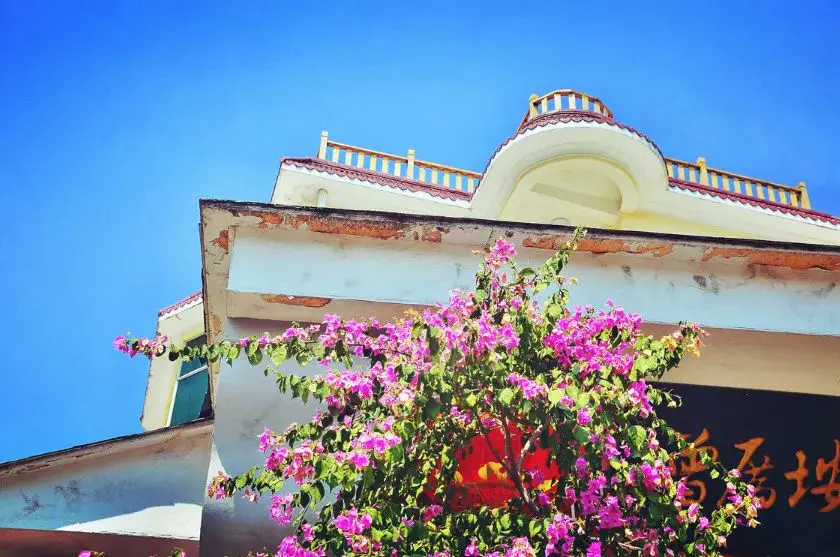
163, 324, 206, 427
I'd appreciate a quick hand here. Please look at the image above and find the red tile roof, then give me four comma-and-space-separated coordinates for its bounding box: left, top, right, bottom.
279, 138, 838, 226
158, 291, 202, 317
670, 179, 840, 225
280, 158, 473, 202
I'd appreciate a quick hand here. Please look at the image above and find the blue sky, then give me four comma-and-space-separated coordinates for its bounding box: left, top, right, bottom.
1, 1, 838, 463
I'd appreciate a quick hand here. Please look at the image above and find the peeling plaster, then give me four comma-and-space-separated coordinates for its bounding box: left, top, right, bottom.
211, 229, 229, 252
260, 294, 331, 308
701, 247, 840, 271
522, 236, 674, 257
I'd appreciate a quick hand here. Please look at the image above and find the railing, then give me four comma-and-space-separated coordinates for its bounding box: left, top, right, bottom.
311, 88, 814, 211
520, 89, 614, 129
665, 157, 811, 209
519, 89, 811, 210
316, 131, 480, 193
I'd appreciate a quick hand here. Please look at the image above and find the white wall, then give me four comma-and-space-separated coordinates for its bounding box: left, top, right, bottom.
226, 228, 840, 336
142, 302, 205, 431
0, 422, 212, 545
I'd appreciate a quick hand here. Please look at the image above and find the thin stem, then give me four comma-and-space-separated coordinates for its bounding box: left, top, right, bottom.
500, 408, 540, 514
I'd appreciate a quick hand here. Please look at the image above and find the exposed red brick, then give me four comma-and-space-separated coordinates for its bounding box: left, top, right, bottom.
577, 238, 627, 255
523, 236, 563, 250
421, 227, 443, 243
636, 243, 674, 257
701, 247, 840, 271
288, 215, 408, 240
524, 237, 673, 258
211, 229, 229, 251
261, 294, 331, 308
257, 213, 283, 228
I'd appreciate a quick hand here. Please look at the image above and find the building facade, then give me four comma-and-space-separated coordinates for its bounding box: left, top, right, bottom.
2, 89, 839, 556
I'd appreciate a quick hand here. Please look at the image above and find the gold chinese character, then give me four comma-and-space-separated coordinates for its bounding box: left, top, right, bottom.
670, 428, 719, 504
724, 437, 776, 509
783, 450, 810, 508
812, 439, 840, 512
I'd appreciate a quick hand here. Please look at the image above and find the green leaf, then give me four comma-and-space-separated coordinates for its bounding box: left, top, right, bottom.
422, 400, 442, 420
573, 427, 590, 443
548, 389, 564, 406
465, 393, 478, 407
270, 344, 287, 365
546, 302, 564, 318
498, 388, 514, 405
247, 348, 263, 365
528, 519, 543, 536
627, 425, 646, 449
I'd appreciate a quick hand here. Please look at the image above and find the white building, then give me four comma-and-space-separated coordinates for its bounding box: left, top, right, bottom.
2, 89, 838, 556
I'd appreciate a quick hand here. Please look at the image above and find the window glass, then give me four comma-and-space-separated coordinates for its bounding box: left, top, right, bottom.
179, 335, 206, 377
170, 334, 209, 426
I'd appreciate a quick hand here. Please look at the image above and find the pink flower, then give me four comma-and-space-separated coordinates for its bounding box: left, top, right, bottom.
269, 493, 294, 525
577, 407, 592, 426
421, 504, 443, 523
258, 427, 274, 453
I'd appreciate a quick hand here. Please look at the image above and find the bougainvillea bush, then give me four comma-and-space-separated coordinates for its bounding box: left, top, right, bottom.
115, 232, 761, 557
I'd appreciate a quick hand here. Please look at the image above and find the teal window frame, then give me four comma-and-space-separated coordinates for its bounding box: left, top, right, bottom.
167, 335, 209, 426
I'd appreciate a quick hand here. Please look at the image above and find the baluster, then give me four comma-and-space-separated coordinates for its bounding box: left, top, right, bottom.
443, 172, 450, 189
344, 149, 353, 166
696, 157, 708, 185
356, 151, 365, 169
581, 94, 589, 111
540, 96, 548, 114
418, 166, 426, 183
677, 165, 686, 182
406, 149, 415, 180
331, 146, 340, 163
369, 155, 377, 172
796, 181, 810, 208
754, 183, 765, 199
431, 168, 439, 185
731, 177, 741, 194
318, 131, 328, 159
468, 177, 476, 192
666, 162, 675, 179
394, 160, 403, 177
766, 185, 777, 203
528, 94, 539, 119
553, 92, 561, 111
381, 158, 389, 175
742, 180, 753, 197
567, 94, 576, 110
455, 175, 463, 191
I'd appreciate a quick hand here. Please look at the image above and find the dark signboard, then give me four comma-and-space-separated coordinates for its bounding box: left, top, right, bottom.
657, 383, 839, 556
